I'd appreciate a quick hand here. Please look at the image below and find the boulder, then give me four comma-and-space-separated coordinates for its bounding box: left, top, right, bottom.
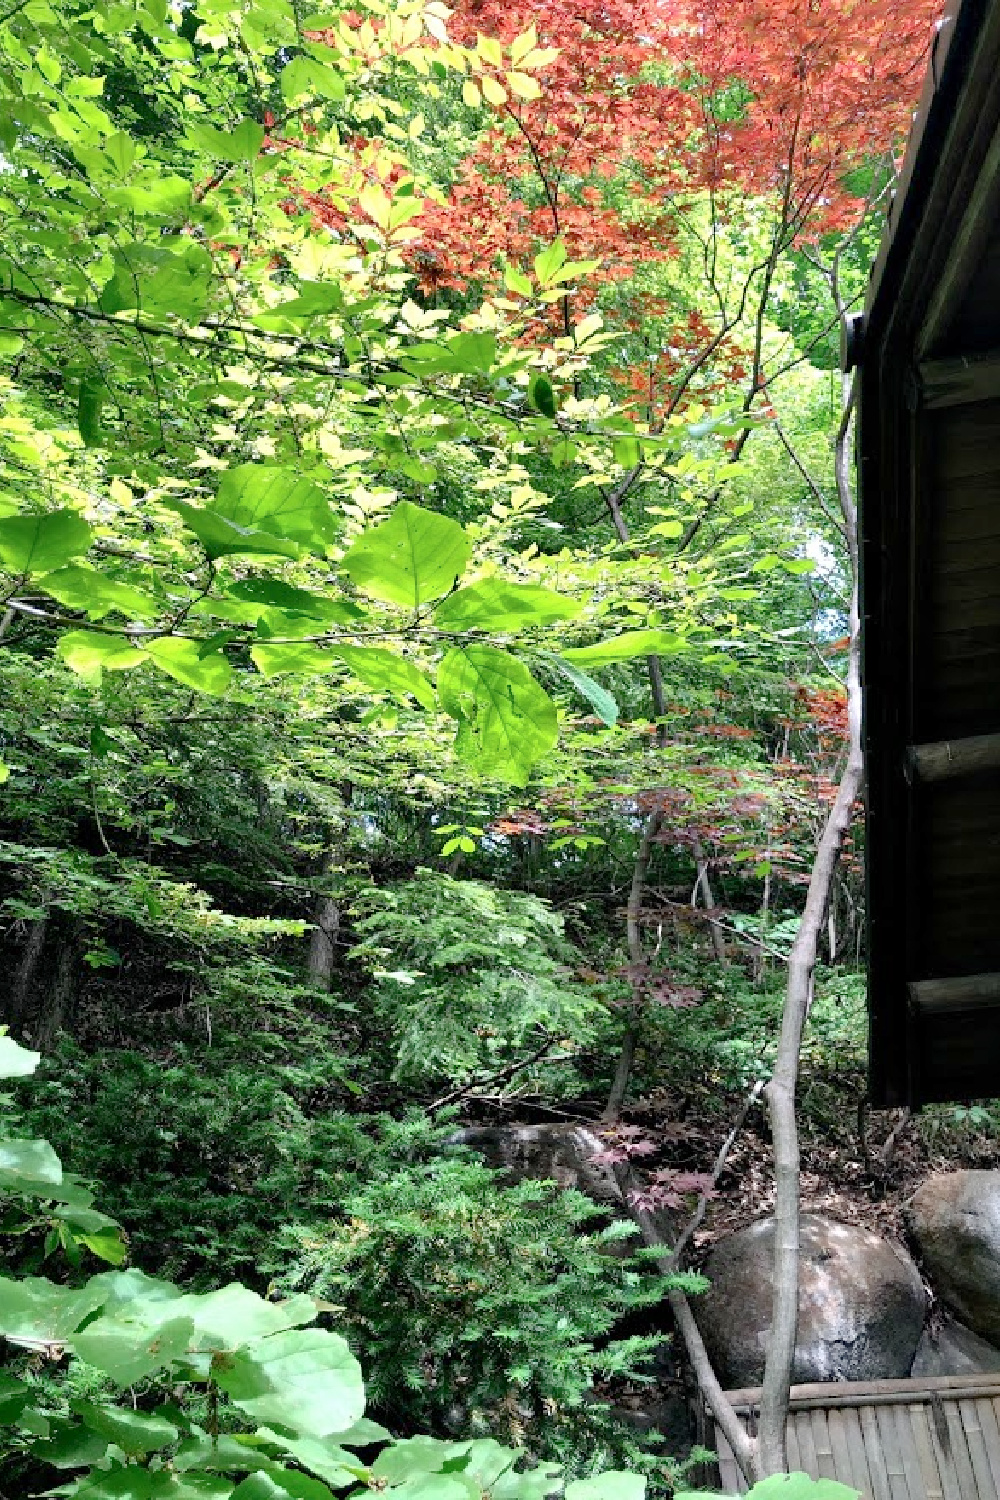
911, 1316, 1000, 1377
695, 1214, 926, 1388
454, 1124, 623, 1209
908, 1171, 1000, 1345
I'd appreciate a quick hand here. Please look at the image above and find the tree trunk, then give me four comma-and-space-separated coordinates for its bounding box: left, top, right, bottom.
306, 784, 353, 989
604, 808, 662, 1121
756, 372, 863, 1476
692, 832, 727, 964
34, 924, 76, 1052
9, 917, 48, 1035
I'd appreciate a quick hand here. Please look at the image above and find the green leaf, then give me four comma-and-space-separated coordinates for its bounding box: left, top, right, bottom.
186, 117, 265, 161
0, 1371, 30, 1423
145, 639, 232, 695
0, 1276, 108, 1348
258, 1429, 368, 1488
527, 374, 556, 418
331, 646, 435, 710
57, 632, 146, 685
215, 1327, 364, 1437
533, 239, 566, 287
0, 509, 92, 575
566, 1476, 646, 1500
30, 1423, 111, 1469
229, 580, 355, 620
252, 643, 335, 678
434, 580, 579, 631
281, 56, 346, 101
73, 1400, 179, 1455
99, 244, 212, 322
39, 565, 158, 621
78, 1230, 128, 1265
72, 1315, 196, 1385
0, 1035, 40, 1079
213, 465, 336, 552
438, 646, 558, 786
747, 1479, 861, 1500
165, 501, 303, 562
542, 654, 618, 725
342, 502, 471, 608
231, 1473, 333, 1500
371, 1437, 469, 1483
75, 1470, 232, 1497
0, 1138, 62, 1189
561, 630, 686, 666
78, 375, 105, 448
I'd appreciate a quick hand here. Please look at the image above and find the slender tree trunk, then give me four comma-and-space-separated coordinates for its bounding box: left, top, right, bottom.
308, 847, 340, 989
692, 832, 727, 963
604, 808, 662, 1121
756, 373, 863, 1475
34, 925, 76, 1052
307, 784, 353, 990
9, 916, 48, 1034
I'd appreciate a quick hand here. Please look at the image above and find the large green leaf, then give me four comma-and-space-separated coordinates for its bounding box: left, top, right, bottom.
0, 509, 92, 575
215, 1327, 364, 1437
57, 631, 146, 685
0, 1138, 62, 1189
185, 118, 266, 162
71, 1313, 196, 1385
213, 466, 336, 552
434, 581, 579, 631
38, 565, 159, 621
437, 646, 558, 786
0, 1034, 40, 1079
331, 646, 435, 709
257, 1430, 368, 1489
566, 1476, 645, 1500
251, 644, 335, 678
165, 501, 303, 562
231, 1473, 333, 1500
99, 244, 212, 323
145, 639, 232, 696
73, 1399, 179, 1456
341, 502, 471, 608
371, 1438, 464, 1483
561, 630, 686, 666
0, 1276, 108, 1348
75, 1469, 232, 1497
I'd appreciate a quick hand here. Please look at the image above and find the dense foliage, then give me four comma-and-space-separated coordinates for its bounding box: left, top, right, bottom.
0, 0, 947, 1492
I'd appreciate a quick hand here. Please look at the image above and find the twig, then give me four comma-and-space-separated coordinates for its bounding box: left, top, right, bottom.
429, 1036, 572, 1112
668, 1078, 767, 1267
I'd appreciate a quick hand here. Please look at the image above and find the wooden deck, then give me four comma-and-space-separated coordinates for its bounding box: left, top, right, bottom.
711, 1374, 1000, 1497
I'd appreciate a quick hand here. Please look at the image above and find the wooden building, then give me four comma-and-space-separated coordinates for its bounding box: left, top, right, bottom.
857, 0, 1000, 1107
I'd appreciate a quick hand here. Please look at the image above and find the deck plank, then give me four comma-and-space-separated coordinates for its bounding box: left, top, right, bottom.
827, 1406, 858, 1488
810, 1408, 838, 1482
974, 1396, 1000, 1497
894, 1402, 930, 1500
840, 1407, 877, 1499
796, 1406, 819, 1479
908, 1402, 946, 1500
876, 1402, 913, 1500
960, 1399, 998, 1499
945, 1398, 980, 1499
860, 1403, 893, 1500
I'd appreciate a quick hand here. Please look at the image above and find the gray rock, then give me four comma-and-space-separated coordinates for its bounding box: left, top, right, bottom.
911, 1316, 1000, 1377
908, 1171, 1000, 1345
695, 1214, 926, 1389
454, 1124, 624, 1208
